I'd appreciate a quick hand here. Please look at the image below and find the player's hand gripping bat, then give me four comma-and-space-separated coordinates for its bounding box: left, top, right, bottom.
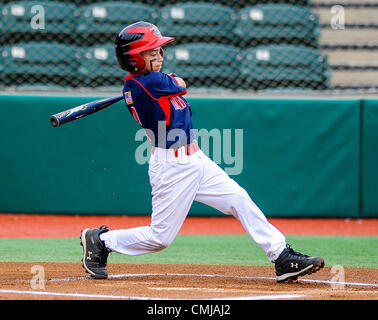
50, 95, 123, 127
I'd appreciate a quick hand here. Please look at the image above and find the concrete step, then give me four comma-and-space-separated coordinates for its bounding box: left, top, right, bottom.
322, 49, 378, 65
320, 28, 378, 45
330, 69, 378, 85
311, 0, 378, 5
313, 7, 378, 24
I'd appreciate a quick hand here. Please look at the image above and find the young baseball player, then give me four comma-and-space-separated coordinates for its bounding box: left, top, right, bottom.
80, 21, 324, 283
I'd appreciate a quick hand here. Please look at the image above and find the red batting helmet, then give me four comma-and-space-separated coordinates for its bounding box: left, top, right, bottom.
115, 21, 174, 73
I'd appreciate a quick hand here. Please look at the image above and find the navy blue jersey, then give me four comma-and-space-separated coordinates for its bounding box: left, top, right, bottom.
122, 72, 194, 148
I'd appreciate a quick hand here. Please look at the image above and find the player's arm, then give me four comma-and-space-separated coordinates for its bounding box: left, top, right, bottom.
147, 72, 187, 97
174, 77, 186, 88
169, 73, 186, 88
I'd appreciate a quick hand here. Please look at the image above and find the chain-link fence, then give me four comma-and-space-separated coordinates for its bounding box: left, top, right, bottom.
0, 0, 377, 93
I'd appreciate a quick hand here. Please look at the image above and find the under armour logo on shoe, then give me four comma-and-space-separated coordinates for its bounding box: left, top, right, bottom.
87, 251, 92, 260
291, 262, 298, 268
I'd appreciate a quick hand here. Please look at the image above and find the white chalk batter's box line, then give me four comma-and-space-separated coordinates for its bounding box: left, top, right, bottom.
0, 289, 305, 300
48, 272, 378, 288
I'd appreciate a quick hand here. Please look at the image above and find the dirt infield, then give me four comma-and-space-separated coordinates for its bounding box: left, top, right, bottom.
0, 262, 377, 300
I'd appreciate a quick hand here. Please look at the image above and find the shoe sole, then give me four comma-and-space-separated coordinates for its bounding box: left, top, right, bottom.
276, 259, 325, 283
80, 228, 107, 280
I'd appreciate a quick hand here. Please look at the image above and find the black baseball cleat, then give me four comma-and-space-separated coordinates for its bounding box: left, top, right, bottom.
274, 245, 324, 283
80, 225, 111, 279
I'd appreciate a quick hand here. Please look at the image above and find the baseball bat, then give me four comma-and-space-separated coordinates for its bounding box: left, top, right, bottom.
50, 94, 124, 127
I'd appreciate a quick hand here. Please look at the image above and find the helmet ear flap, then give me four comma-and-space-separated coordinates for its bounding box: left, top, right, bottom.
123, 56, 146, 72
125, 59, 138, 72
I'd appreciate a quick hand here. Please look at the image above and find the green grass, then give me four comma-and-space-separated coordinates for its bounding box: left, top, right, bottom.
1, 235, 377, 268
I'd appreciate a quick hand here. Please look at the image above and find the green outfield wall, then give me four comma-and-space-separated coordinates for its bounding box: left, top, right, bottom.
0, 95, 376, 217
361, 99, 378, 217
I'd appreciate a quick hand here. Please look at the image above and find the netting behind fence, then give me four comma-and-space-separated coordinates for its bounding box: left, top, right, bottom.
0, 0, 377, 93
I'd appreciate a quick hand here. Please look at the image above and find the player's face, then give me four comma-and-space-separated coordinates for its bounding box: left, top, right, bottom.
141, 47, 164, 73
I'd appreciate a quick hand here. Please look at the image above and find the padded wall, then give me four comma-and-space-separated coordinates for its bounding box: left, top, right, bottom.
0, 95, 366, 217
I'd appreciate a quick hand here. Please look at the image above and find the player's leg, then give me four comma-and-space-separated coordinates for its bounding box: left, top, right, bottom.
99, 153, 202, 256
193, 150, 286, 261
194, 150, 324, 281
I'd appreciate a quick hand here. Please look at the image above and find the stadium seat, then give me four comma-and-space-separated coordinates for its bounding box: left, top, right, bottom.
235, 4, 320, 48
240, 45, 330, 90
163, 43, 242, 89
78, 44, 126, 87
1, 1, 79, 44
159, 2, 237, 43
158, 0, 310, 9
2, 42, 80, 86
76, 2, 158, 45
245, 0, 310, 5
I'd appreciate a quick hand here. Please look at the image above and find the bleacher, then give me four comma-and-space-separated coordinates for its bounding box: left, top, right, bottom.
0, 0, 376, 93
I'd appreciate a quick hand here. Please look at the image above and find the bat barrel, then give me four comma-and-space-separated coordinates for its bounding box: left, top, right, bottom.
50, 95, 123, 127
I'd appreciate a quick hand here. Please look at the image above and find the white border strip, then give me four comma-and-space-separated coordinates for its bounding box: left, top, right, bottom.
0, 289, 304, 300
50, 272, 378, 288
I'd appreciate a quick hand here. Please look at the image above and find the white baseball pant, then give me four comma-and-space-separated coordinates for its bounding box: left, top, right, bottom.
100, 144, 287, 262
